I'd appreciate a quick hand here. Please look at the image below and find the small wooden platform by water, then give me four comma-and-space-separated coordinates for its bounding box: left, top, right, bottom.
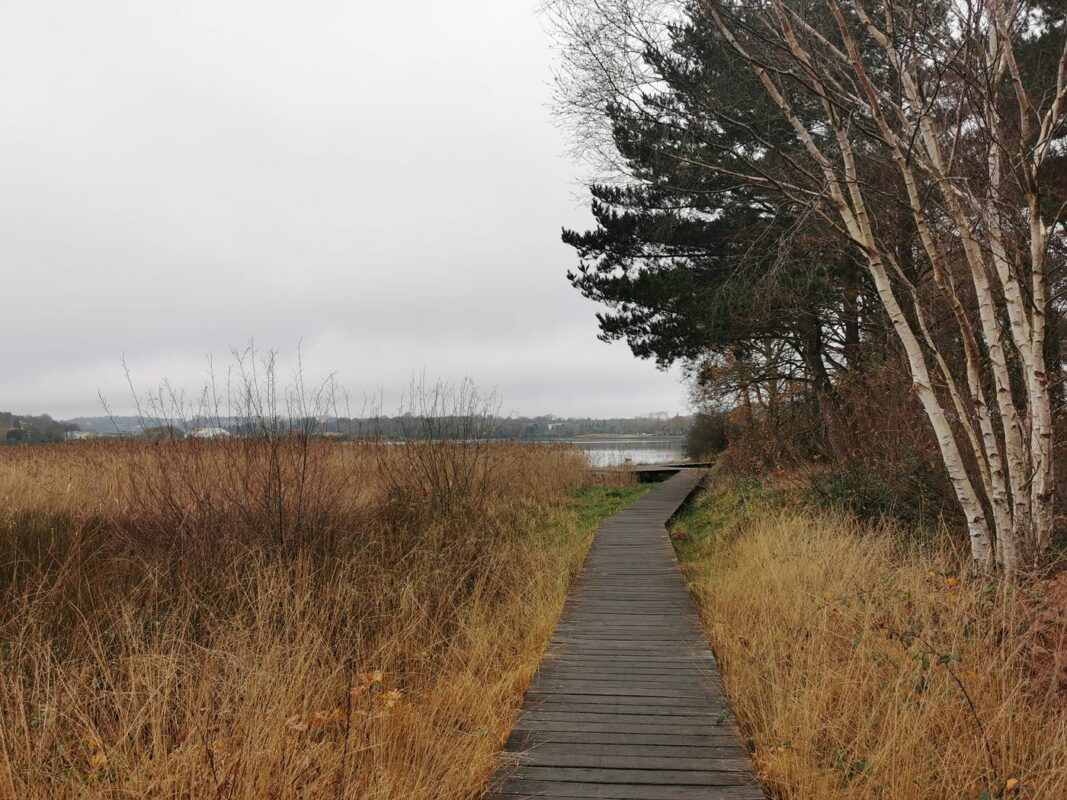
486, 469, 763, 800
591, 463, 716, 483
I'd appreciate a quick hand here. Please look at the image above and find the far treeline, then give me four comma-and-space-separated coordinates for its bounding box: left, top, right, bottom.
12, 413, 692, 441
0, 412, 78, 444
553, 0, 1067, 576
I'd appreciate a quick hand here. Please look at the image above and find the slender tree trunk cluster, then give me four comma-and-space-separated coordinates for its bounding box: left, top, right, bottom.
700, 0, 1065, 576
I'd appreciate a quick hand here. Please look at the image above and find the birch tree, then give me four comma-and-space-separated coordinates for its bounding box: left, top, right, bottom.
553, 0, 1067, 575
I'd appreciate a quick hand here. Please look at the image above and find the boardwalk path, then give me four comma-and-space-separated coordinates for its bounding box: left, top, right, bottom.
487, 469, 763, 800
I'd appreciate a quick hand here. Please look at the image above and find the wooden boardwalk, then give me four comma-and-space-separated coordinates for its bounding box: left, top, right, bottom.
486, 469, 763, 800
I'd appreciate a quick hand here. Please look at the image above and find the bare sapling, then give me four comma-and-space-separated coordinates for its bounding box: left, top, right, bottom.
114, 343, 354, 554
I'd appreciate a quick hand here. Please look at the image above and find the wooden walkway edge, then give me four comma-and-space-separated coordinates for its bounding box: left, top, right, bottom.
486, 469, 764, 800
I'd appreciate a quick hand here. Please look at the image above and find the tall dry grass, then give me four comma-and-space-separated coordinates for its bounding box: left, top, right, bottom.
0, 438, 621, 799
676, 481, 1067, 799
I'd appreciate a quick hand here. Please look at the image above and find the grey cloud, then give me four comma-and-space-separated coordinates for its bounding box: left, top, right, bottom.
1, 0, 686, 418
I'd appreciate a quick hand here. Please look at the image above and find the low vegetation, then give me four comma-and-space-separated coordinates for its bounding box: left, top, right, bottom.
673, 476, 1067, 800
0, 438, 642, 798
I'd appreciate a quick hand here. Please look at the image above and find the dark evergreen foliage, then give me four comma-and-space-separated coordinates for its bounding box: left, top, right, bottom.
562, 2, 871, 396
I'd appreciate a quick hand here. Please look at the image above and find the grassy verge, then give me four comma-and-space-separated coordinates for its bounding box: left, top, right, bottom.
0, 441, 645, 799
671, 474, 1067, 800
572, 484, 651, 529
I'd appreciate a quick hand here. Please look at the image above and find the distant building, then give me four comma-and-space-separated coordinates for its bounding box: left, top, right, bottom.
64, 431, 98, 441
188, 427, 231, 439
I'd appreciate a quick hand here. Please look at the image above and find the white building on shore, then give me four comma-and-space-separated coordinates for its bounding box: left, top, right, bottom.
188, 427, 231, 439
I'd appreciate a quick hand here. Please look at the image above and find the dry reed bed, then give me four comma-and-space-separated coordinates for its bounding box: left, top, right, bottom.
677, 481, 1067, 800
0, 439, 614, 799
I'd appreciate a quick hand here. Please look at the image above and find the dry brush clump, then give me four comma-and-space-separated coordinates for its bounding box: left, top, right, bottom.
678, 482, 1067, 799
0, 438, 604, 799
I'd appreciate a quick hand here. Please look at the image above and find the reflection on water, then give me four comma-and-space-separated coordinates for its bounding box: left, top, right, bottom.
567, 439, 687, 468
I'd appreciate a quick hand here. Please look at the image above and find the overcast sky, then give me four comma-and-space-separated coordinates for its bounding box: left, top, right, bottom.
1, 0, 686, 419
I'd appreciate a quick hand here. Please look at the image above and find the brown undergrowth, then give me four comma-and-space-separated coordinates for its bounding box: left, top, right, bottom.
672, 475, 1067, 800
0, 439, 638, 799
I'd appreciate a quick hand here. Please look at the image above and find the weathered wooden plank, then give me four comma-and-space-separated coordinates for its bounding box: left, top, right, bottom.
547, 641, 715, 652
484, 470, 763, 800
501, 741, 749, 761
524, 699, 725, 715
501, 766, 758, 786
524, 684, 717, 699
526, 688, 722, 701
500, 752, 754, 772
487, 781, 765, 799
532, 665, 716, 677
511, 720, 739, 737
501, 742, 751, 768
539, 655, 715, 665
506, 729, 748, 749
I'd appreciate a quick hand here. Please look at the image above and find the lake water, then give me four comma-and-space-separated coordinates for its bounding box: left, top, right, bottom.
566, 438, 688, 468
365, 438, 688, 468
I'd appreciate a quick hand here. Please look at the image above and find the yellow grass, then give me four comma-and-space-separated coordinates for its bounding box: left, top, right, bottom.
0, 439, 635, 798
675, 479, 1067, 799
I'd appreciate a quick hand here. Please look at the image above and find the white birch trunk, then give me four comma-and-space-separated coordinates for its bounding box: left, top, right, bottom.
707, 0, 1065, 573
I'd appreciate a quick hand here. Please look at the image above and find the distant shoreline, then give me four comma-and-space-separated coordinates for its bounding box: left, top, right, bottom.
528, 434, 685, 443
